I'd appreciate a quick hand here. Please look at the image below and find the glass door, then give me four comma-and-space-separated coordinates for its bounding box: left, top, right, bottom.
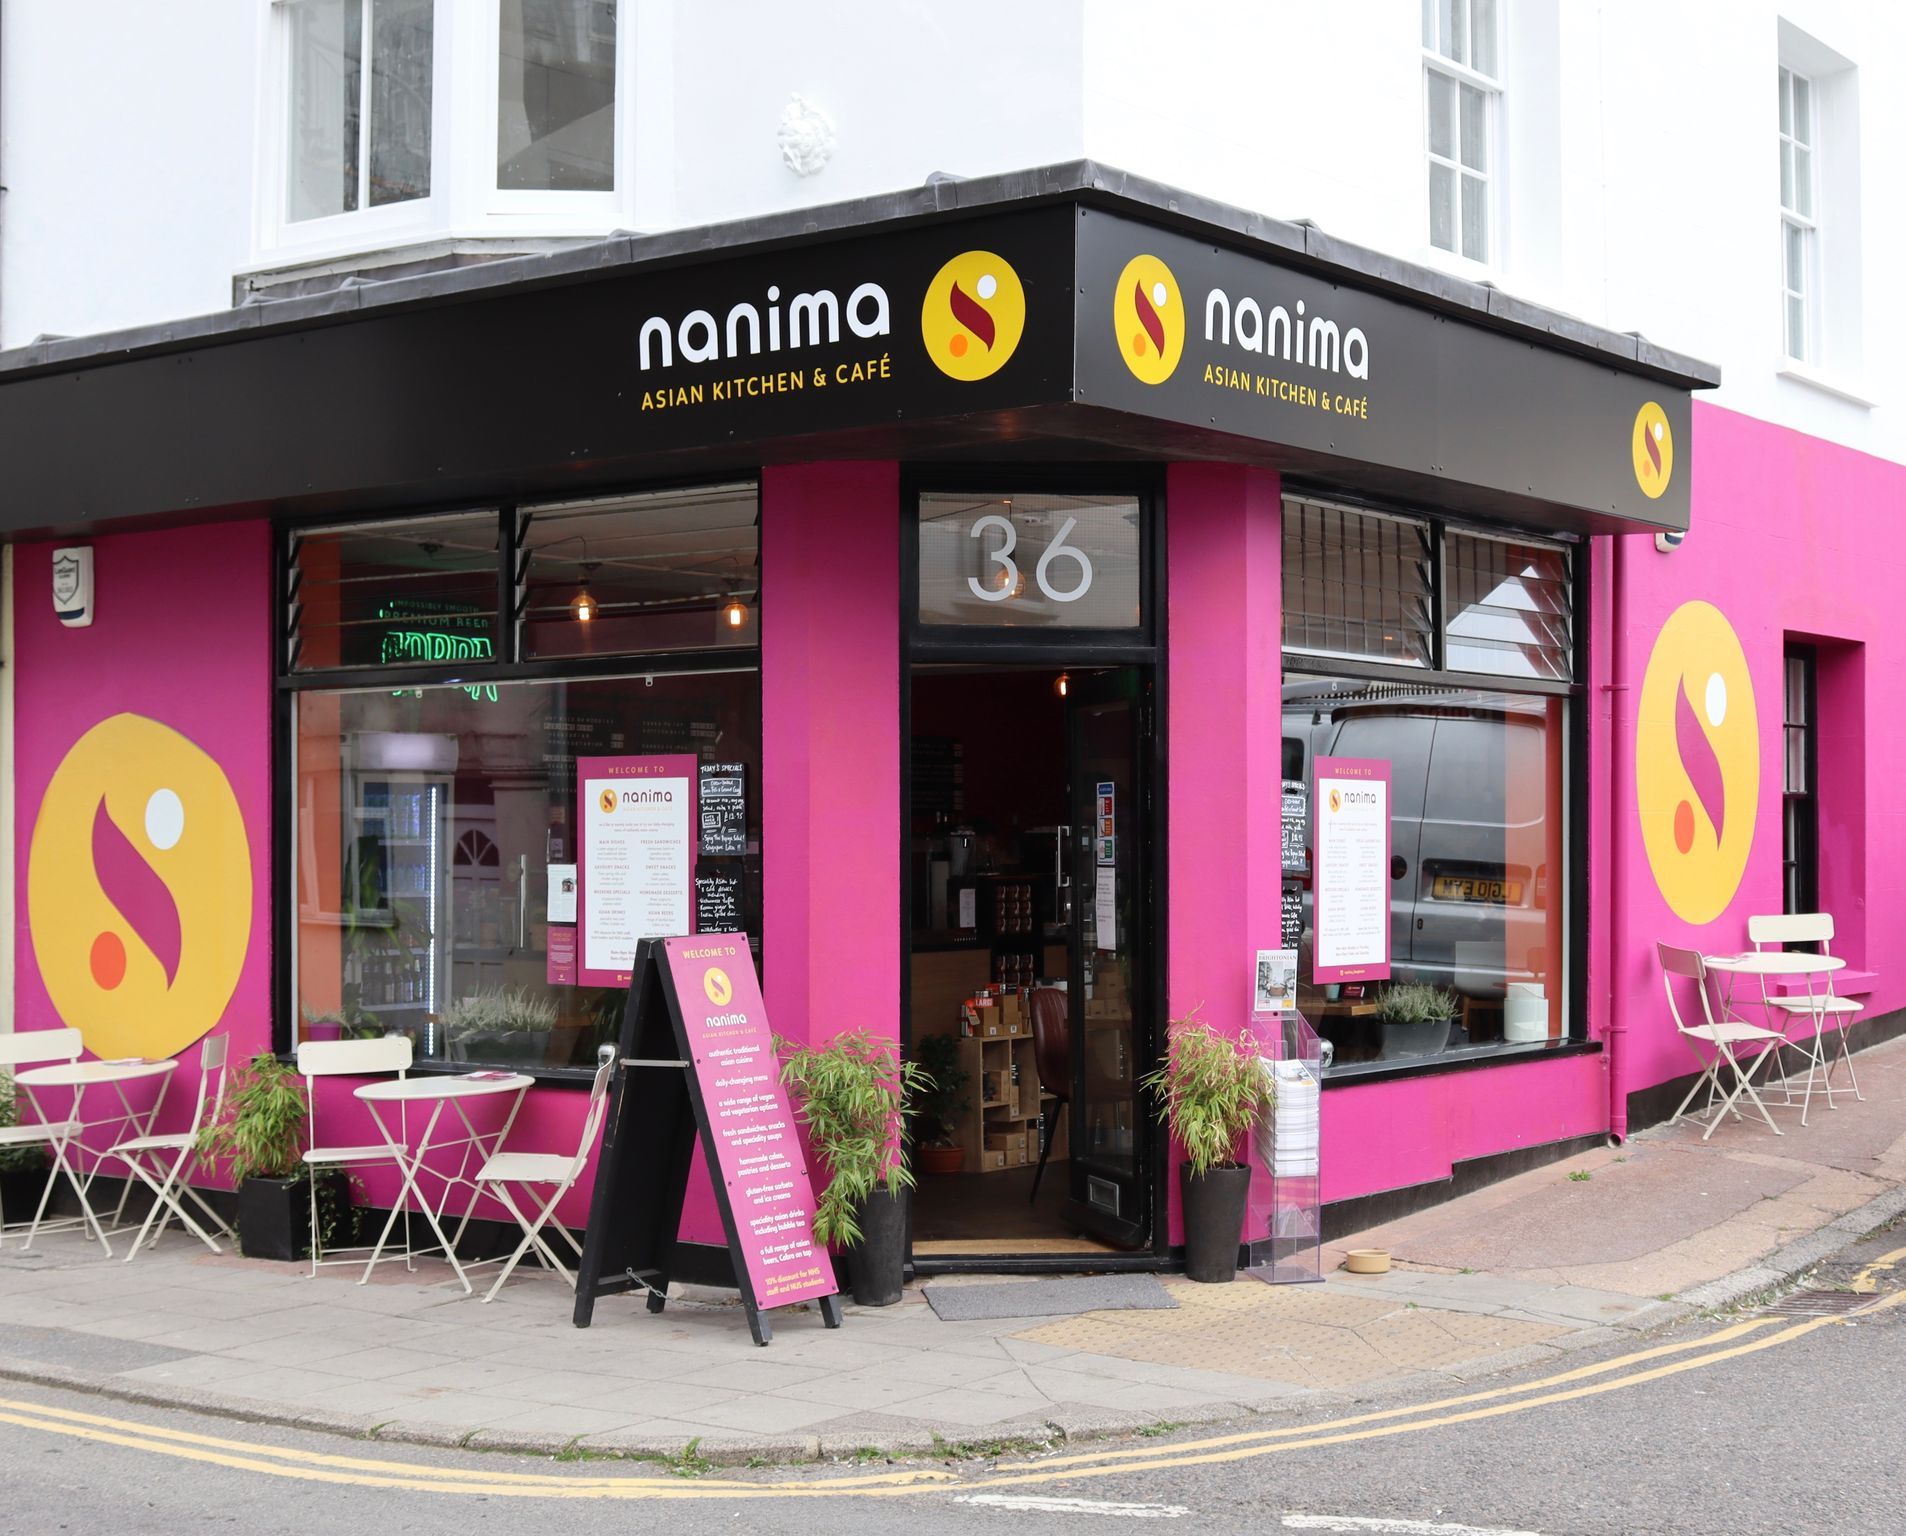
1065, 667, 1154, 1248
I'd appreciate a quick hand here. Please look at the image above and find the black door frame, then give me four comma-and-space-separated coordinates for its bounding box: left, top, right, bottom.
898, 466, 1170, 1275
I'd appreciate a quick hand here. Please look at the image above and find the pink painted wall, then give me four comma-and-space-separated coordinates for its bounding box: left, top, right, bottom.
1163, 462, 1282, 1244
760, 461, 901, 1053
1608, 400, 1906, 1113
13, 524, 274, 1167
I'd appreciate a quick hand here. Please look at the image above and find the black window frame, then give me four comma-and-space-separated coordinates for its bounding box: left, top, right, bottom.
273, 480, 764, 1081
1279, 485, 1594, 1087
1782, 644, 1819, 918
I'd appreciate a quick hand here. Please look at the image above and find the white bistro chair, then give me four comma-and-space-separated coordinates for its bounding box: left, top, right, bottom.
472, 1053, 614, 1303
0, 1028, 94, 1249
294, 1036, 413, 1277
110, 1034, 234, 1261
1749, 912, 1864, 1104
1659, 944, 1785, 1139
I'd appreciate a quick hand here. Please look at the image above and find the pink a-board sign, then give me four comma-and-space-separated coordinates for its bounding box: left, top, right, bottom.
663, 933, 836, 1311
1312, 755, 1392, 984
576, 754, 698, 987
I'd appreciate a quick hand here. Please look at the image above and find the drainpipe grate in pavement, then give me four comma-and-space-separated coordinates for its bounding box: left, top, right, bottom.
1764, 1290, 1873, 1317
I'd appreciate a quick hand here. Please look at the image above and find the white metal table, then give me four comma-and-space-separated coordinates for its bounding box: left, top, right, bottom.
1703, 952, 1845, 1125
14, 1058, 178, 1255
353, 1072, 532, 1293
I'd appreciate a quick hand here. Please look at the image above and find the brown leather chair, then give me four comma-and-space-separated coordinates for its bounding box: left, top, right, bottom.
1028, 986, 1071, 1203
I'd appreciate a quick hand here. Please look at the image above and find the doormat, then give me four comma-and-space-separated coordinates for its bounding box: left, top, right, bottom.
923, 1274, 1178, 1322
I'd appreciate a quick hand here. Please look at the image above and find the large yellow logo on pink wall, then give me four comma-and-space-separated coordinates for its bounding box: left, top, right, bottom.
1635, 603, 1759, 924
28, 714, 251, 1060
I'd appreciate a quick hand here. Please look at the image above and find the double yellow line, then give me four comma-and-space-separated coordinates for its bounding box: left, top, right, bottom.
0, 1290, 1893, 1502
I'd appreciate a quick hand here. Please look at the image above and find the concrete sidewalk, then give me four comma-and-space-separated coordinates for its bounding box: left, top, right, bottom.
0, 1034, 1901, 1463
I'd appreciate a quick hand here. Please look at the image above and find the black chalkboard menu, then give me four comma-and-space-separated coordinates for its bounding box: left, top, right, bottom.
695, 871, 743, 934
1282, 883, 1304, 951
699, 762, 748, 856
1281, 779, 1308, 876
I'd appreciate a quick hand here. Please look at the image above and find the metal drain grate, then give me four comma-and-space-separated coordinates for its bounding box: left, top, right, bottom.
1766, 1289, 1872, 1317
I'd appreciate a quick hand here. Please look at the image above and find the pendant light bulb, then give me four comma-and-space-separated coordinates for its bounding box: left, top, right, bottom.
722, 595, 749, 630
1055, 672, 1069, 698
570, 562, 600, 623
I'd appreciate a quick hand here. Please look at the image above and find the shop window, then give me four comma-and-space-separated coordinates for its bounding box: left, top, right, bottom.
286, 0, 435, 222
293, 669, 760, 1071
1422, 0, 1499, 263
1283, 677, 1567, 1076
499, 0, 617, 191
288, 512, 500, 673
916, 492, 1144, 630
284, 486, 760, 1075
1281, 498, 1433, 667
1783, 645, 1818, 915
518, 484, 758, 658
1443, 531, 1572, 681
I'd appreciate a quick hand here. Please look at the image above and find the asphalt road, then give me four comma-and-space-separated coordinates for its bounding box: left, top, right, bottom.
2, 1231, 1900, 1536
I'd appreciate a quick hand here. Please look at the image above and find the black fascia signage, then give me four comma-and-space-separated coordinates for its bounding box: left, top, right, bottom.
1071, 208, 1692, 531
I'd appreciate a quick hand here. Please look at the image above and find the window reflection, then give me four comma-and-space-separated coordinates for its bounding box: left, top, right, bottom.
294, 670, 761, 1070
1282, 677, 1565, 1074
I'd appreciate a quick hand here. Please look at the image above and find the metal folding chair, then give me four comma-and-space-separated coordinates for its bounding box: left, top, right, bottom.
471, 1053, 614, 1303
0, 1029, 92, 1249
1659, 943, 1784, 1139
295, 1037, 413, 1276
1749, 912, 1864, 1103
111, 1034, 234, 1260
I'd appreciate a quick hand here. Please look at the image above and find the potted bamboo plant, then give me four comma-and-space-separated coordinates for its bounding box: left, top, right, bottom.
1144, 1014, 1270, 1283
778, 1030, 926, 1306
911, 1033, 969, 1176
194, 1052, 352, 1261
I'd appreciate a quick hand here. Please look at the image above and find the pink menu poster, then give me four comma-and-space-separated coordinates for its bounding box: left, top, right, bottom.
662, 934, 837, 1312
577, 755, 698, 987
1312, 755, 1392, 984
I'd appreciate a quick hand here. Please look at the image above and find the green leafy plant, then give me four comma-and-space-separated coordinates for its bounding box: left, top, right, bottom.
1141, 1014, 1270, 1177
0, 1073, 47, 1175
911, 1034, 969, 1147
193, 1053, 359, 1255
194, 1053, 308, 1182
778, 1030, 927, 1248
1373, 982, 1459, 1025
442, 987, 559, 1041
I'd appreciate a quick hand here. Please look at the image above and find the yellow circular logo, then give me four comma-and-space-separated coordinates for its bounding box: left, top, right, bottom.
921, 250, 1025, 381
1635, 603, 1759, 924
27, 714, 252, 1060
1113, 254, 1186, 385
1632, 401, 1675, 499
703, 967, 734, 1007
598, 787, 618, 815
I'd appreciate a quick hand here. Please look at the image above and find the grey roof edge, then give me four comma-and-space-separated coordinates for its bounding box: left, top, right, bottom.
0, 158, 1719, 391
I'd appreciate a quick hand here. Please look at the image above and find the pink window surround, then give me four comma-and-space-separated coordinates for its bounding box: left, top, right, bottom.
1163, 462, 1282, 1246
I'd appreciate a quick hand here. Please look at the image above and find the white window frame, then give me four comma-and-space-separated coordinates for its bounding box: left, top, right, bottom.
1778, 64, 1818, 364
483, 0, 622, 225
260, 0, 446, 260
1422, 0, 1501, 269
251, 0, 637, 269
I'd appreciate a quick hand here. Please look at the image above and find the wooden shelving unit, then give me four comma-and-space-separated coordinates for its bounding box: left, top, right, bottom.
952, 1031, 1067, 1173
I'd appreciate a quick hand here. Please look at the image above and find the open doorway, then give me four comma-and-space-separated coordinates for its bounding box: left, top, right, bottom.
907, 663, 1156, 1263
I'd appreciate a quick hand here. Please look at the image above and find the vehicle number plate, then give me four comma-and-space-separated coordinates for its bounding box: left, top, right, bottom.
1432, 876, 1523, 904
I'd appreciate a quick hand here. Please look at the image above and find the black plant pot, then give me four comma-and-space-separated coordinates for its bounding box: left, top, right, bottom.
237, 1172, 354, 1262
0, 1164, 49, 1225
845, 1187, 907, 1307
1180, 1162, 1252, 1283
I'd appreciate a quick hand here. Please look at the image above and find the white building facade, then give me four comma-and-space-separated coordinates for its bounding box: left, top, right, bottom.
0, 0, 1897, 458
